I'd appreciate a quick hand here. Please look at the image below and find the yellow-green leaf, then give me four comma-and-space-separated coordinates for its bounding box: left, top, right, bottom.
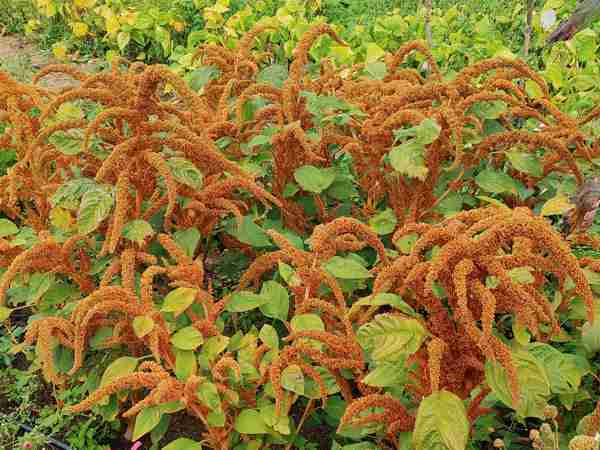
161, 287, 198, 317
132, 316, 155, 338
413, 390, 469, 450
540, 194, 574, 216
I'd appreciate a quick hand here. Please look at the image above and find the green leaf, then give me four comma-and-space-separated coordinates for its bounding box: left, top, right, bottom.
353, 293, 417, 317
189, 66, 220, 91
362, 359, 408, 387
357, 314, 428, 362
234, 409, 269, 434
49, 131, 83, 156
582, 321, 600, 354
365, 42, 385, 63
257, 64, 288, 88
395, 233, 418, 254
207, 410, 226, 427
162, 438, 203, 450
365, 61, 387, 80
53, 345, 74, 374
197, 381, 221, 411
174, 349, 197, 380
161, 287, 197, 317
540, 194, 574, 216
294, 165, 336, 193
259, 280, 289, 321
475, 169, 519, 195
528, 343, 590, 395
77, 187, 114, 235
0, 306, 12, 322
323, 255, 372, 279
173, 228, 201, 258
122, 220, 154, 244
368, 209, 397, 235
291, 314, 325, 332
415, 118, 441, 145
98, 356, 137, 404
485, 350, 550, 419
50, 178, 97, 209
507, 267, 535, 284
259, 324, 279, 350
506, 150, 543, 177
0, 219, 18, 238
133, 406, 161, 441
202, 335, 230, 362
469, 101, 507, 120
171, 326, 204, 350
226, 291, 267, 312
225, 216, 271, 248
117, 31, 130, 51
281, 364, 305, 395
166, 157, 203, 189
389, 141, 429, 181
413, 391, 469, 450
132, 315, 155, 338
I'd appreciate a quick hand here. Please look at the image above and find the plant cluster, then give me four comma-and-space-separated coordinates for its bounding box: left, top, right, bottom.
1, 23, 600, 450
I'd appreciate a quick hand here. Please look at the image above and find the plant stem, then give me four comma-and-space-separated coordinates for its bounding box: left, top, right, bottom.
424, 0, 433, 47
524, 0, 535, 57
285, 399, 314, 450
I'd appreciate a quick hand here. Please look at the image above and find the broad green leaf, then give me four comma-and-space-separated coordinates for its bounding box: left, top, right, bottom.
98, 356, 137, 404
413, 390, 469, 450
197, 381, 221, 411
469, 101, 507, 120
365, 42, 385, 63
507, 267, 534, 284
257, 64, 288, 88
323, 255, 372, 279
162, 438, 203, 450
475, 169, 519, 195
368, 209, 397, 235
133, 406, 161, 441
291, 314, 325, 332
357, 314, 428, 362
161, 287, 197, 317
362, 359, 408, 387
260, 403, 291, 435
415, 118, 442, 145
53, 345, 74, 374
0, 219, 19, 238
281, 364, 305, 395
202, 335, 230, 362
207, 410, 226, 427
50, 178, 97, 209
294, 165, 336, 193
259, 324, 279, 350
389, 141, 428, 181
528, 343, 590, 394
0, 306, 12, 322
174, 349, 197, 380
49, 131, 83, 155
485, 350, 550, 419
395, 233, 418, 254
506, 150, 543, 177
189, 66, 220, 91
365, 61, 387, 80
132, 315, 155, 338
226, 290, 266, 312
166, 157, 203, 189
173, 228, 201, 258
234, 409, 269, 434
225, 216, 271, 248
122, 220, 154, 244
90, 326, 114, 349
352, 293, 417, 318
171, 326, 203, 350
278, 261, 301, 287
581, 321, 600, 354
540, 194, 574, 216
77, 187, 114, 235
259, 280, 289, 321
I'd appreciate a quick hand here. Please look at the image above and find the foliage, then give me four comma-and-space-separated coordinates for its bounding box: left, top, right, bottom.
0, 22, 600, 450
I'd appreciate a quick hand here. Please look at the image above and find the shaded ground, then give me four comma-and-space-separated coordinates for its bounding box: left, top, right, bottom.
0, 33, 102, 88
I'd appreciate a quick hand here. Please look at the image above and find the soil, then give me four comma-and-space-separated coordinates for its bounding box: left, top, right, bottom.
0, 33, 101, 89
